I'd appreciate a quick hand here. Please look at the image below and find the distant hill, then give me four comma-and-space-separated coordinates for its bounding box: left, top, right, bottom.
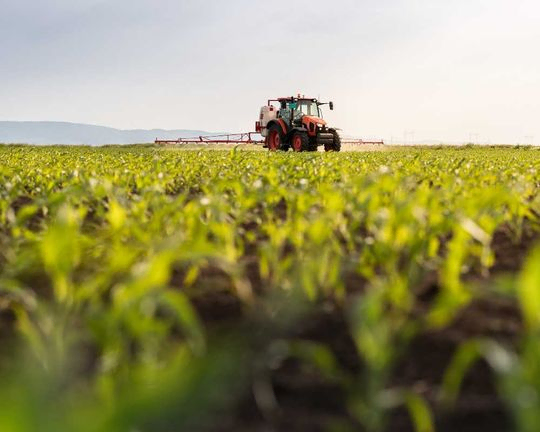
0, 121, 213, 145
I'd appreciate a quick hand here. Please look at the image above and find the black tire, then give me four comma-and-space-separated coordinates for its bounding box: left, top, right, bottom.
291, 131, 309, 152
307, 140, 318, 152
325, 129, 342, 152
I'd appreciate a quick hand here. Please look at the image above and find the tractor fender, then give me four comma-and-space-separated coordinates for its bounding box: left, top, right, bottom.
267, 119, 288, 136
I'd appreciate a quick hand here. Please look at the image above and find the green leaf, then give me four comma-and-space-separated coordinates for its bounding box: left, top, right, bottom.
518, 246, 540, 330
161, 290, 206, 355
405, 392, 435, 432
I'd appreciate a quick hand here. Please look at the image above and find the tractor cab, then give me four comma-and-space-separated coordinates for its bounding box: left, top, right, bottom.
283, 98, 318, 114
277, 97, 326, 123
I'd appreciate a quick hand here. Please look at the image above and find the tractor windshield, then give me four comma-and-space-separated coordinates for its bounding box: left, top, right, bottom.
297, 101, 321, 118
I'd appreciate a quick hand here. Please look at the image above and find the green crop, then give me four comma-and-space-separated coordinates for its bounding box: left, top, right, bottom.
0, 144, 540, 431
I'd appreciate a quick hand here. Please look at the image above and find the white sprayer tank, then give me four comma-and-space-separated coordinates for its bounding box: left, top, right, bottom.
258, 105, 277, 137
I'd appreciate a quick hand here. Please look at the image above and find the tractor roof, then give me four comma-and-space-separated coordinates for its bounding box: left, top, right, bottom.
277, 97, 317, 102
267, 96, 323, 106
268, 97, 318, 105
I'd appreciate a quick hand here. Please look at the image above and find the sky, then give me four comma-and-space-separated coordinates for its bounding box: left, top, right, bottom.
1, 0, 539, 144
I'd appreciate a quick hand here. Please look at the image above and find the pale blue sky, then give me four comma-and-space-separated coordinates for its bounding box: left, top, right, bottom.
1, 0, 539, 143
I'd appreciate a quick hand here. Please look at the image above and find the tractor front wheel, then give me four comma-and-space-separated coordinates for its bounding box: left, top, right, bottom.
291, 131, 309, 152
325, 129, 342, 152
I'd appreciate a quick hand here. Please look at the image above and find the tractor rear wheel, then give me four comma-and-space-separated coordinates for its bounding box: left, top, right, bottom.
291, 131, 309, 152
325, 129, 342, 152
266, 124, 284, 151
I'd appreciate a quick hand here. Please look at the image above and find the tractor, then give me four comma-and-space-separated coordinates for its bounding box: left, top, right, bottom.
255, 96, 341, 152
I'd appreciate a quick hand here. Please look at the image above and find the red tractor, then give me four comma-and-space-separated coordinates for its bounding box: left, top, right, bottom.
255, 96, 341, 152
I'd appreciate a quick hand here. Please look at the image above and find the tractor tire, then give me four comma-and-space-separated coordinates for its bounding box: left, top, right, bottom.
291, 131, 309, 152
306, 139, 318, 152
266, 124, 286, 151
325, 129, 342, 152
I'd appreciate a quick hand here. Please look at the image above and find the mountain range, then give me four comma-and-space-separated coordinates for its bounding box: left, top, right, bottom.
0, 121, 213, 145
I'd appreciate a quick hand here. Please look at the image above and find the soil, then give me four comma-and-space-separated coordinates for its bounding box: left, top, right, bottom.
190, 222, 536, 432
491, 221, 539, 273
215, 295, 519, 432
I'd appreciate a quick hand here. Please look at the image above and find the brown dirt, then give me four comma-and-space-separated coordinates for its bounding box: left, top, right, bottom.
197, 220, 536, 432
214, 294, 519, 432
491, 221, 540, 273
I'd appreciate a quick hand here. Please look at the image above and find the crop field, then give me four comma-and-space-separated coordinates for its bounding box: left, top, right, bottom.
2, 144, 540, 432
